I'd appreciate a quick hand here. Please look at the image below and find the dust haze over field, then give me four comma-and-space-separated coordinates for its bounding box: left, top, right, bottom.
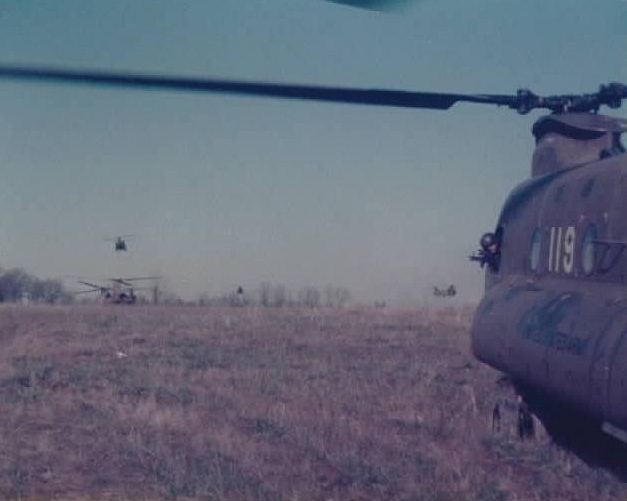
0, 304, 625, 501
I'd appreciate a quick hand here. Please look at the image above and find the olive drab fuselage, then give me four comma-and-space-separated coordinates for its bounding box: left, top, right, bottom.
470, 112, 627, 435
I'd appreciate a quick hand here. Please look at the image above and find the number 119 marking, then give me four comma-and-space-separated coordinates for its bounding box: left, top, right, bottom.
548, 226, 575, 274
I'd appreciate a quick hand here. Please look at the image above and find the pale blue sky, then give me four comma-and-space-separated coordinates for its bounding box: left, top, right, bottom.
0, 0, 625, 303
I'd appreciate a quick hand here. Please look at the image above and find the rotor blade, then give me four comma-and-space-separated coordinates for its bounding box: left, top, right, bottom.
112, 276, 162, 282
105, 235, 134, 240
0, 64, 518, 111
324, 0, 413, 11
78, 280, 103, 289
108, 276, 161, 286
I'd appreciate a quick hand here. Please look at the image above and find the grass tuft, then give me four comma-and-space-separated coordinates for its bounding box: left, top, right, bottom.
0, 304, 623, 500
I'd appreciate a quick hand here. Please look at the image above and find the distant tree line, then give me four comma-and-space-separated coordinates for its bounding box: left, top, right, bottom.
198, 283, 351, 308
0, 268, 73, 304
0, 269, 352, 308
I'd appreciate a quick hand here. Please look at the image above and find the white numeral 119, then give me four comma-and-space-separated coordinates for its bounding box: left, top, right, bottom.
548, 226, 575, 274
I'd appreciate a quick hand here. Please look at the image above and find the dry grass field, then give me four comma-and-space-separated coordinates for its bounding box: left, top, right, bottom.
0, 303, 625, 500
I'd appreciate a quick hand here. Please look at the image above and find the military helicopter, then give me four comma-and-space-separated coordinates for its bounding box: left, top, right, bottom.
105, 235, 134, 252
1, 1, 626, 459
76, 276, 160, 304
433, 284, 456, 298
2, 65, 627, 447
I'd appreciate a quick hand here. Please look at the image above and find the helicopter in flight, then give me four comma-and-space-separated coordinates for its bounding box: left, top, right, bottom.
105, 235, 134, 252
0, 0, 626, 461
76, 276, 160, 304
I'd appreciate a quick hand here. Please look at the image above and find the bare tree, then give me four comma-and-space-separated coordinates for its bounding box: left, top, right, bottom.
198, 292, 211, 307
272, 283, 287, 307
0, 268, 32, 303
298, 286, 320, 308
323, 285, 352, 308
0, 269, 72, 304
259, 282, 272, 307
29, 278, 72, 304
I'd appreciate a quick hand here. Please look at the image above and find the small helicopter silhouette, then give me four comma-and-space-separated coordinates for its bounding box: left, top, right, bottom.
433, 284, 457, 298
104, 235, 135, 252
76, 276, 160, 304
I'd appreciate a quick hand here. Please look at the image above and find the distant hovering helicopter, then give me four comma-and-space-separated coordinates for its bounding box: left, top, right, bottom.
105, 235, 134, 252
1, 0, 627, 462
433, 285, 456, 298
76, 276, 160, 304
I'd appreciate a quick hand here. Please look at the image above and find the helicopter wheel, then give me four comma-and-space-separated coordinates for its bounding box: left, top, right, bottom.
516, 383, 627, 477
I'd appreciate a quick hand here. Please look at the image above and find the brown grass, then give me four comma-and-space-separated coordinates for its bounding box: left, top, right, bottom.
0, 303, 624, 500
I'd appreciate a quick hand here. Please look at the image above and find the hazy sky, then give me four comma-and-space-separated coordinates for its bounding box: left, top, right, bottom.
0, 0, 626, 304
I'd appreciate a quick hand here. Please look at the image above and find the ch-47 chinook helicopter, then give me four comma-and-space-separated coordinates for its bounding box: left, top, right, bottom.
433, 284, 457, 298
1, 22, 627, 458
105, 235, 135, 252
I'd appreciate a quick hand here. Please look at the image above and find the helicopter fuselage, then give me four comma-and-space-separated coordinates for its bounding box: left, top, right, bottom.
470, 112, 627, 440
